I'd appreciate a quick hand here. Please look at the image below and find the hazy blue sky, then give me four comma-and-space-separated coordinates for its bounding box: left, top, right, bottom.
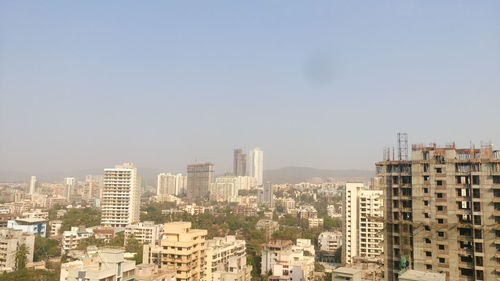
1, 1, 499, 175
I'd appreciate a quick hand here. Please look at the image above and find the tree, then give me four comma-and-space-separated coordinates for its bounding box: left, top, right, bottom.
15, 243, 29, 271
61, 208, 101, 231
125, 235, 143, 264
34, 236, 60, 261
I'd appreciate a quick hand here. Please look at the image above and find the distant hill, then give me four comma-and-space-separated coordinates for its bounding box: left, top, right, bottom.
263, 166, 374, 184
1, 166, 374, 185
0, 167, 161, 185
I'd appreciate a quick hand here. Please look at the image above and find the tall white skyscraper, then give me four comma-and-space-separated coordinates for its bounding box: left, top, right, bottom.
342, 182, 383, 264
249, 148, 264, 185
64, 177, 76, 199
101, 163, 140, 228
29, 176, 37, 195
157, 173, 186, 196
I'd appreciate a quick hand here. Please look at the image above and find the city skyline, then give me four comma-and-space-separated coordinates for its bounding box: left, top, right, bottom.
1, 1, 499, 175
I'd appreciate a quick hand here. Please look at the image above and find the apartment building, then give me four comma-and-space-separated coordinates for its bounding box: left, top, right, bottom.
157, 173, 187, 196
206, 236, 252, 281
318, 231, 342, 263
0, 228, 35, 270
377, 143, 500, 281
125, 221, 163, 245
48, 220, 62, 238
100, 163, 140, 228
7, 218, 47, 237
342, 183, 383, 264
318, 231, 342, 252
62, 226, 94, 254
264, 239, 315, 281
143, 222, 208, 281
60, 248, 135, 281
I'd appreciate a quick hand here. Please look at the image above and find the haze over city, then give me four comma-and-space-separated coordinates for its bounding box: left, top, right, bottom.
1, 1, 499, 175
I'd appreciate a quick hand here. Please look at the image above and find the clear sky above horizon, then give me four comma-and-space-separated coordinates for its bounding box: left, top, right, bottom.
1, 1, 499, 175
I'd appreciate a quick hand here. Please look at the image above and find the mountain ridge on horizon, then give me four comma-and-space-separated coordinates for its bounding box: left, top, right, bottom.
0, 166, 374, 185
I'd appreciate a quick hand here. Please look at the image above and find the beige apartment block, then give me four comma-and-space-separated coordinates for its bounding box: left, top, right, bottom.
125, 221, 163, 245
0, 228, 35, 271
143, 222, 208, 281
206, 236, 252, 281
100, 163, 140, 228
377, 143, 500, 281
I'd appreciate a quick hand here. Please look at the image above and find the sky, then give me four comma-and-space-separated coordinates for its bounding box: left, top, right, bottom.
1, 1, 499, 175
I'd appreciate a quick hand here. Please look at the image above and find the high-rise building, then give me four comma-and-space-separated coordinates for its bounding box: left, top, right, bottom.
258, 182, 274, 207
233, 149, 247, 176
249, 148, 264, 185
100, 163, 140, 228
29, 176, 37, 195
157, 173, 186, 196
377, 142, 500, 281
143, 222, 208, 281
187, 163, 214, 199
64, 177, 76, 199
341, 182, 383, 264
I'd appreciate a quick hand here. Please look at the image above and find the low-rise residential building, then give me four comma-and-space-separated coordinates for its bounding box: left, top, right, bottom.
267, 239, 315, 281
399, 270, 446, 281
135, 263, 176, 281
317, 231, 342, 263
206, 236, 252, 281
318, 231, 342, 252
22, 209, 49, 220
0, 228, 35, 271
60, 248, 135, 281
62, 226, 94, 253
331, 267, 362, 281
261, 240, 294, 275
49, 220, 63, 238
307, 217, 323, 228
7, 218, 47, 237
143, 222, 208, 281
275, 197, 295, 211
125, 221, 163, 245
91, 226, 116, 242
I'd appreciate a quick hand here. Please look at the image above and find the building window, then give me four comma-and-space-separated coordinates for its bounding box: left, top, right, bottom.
423, 188, 429, 193
425, 251, 432, 257
473, 202, 481, 212
438, 244, 445, 250
476, 256, 483, 266
438, 232, 444, 237
474, 215, 481, 225
473, 189, 480, 198
475, 243, 483, 253
426, 264, 432, 270
423, 200, 429, 206
438, 257, 445, 263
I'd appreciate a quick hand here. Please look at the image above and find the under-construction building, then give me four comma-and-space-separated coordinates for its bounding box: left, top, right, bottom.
377, 135, 500, 281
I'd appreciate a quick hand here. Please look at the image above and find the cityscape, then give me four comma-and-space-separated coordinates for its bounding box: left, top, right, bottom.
1, 1, 499, 281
